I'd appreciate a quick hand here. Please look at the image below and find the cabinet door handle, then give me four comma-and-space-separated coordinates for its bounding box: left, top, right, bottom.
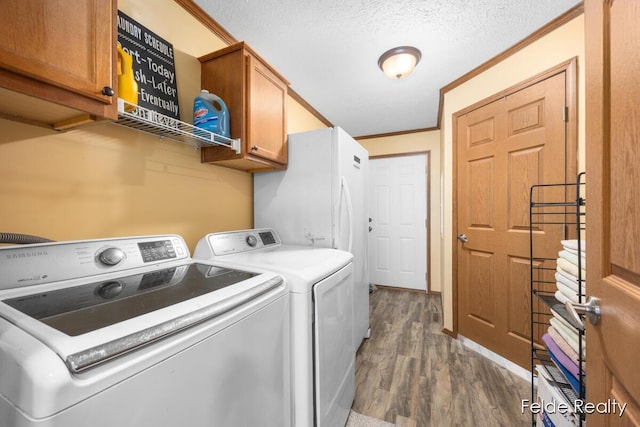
565, 296, 601, 330
101, 86, 115, 96
251, 145, 259, 151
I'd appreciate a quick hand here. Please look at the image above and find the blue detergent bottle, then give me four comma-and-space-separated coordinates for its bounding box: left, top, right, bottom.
193, 90, 230, 137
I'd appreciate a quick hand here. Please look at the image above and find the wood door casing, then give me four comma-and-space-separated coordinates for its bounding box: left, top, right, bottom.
585, 0, 640, 424
455, 63, 575, 369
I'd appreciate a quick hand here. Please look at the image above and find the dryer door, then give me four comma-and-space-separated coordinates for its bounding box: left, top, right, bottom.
313, 261, 355, 427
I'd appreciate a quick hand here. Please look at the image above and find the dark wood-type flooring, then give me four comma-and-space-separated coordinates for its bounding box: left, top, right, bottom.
352, 287, 531, 426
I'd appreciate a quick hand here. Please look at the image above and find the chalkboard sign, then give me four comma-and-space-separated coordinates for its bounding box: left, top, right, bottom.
117, 11, 180, 119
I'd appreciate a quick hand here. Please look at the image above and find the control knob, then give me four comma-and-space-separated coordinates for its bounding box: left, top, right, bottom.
246, 235, 258, 247
98, 247, 126, 266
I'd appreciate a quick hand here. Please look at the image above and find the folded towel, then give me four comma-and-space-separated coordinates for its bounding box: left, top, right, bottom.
557, 281, 580, 303
543, 333, 582, 377
561, 239, 586, 254
559, 249, 586, 269
557, 257, 587, 280
550, 316, 586, 356
555, 271, 586, 295
548, 326, 583, 369
550, 306, 583, 335
556, 266, 580, 285
555, 289, 571, 304
563, 246, 587, 265
547, 344, 584, 395
564, 247, 579, 255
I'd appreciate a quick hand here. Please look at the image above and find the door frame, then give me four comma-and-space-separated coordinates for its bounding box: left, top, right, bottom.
369, 150, 432, 293
451, 58, 578, 336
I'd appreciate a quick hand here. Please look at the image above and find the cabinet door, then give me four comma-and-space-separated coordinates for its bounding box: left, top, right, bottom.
246, 54, 288, 165
0, 0, 115, 113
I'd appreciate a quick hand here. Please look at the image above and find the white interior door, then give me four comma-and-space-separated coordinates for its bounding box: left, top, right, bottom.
368, 154, 427, 290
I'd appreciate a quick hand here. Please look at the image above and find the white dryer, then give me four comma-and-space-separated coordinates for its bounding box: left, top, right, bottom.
194, 228, 355, 427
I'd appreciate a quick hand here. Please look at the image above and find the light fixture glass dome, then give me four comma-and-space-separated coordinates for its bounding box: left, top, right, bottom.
378, 46, 422, 80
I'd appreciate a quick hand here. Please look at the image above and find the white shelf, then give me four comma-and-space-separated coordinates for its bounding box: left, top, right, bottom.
114, 99, 240, 153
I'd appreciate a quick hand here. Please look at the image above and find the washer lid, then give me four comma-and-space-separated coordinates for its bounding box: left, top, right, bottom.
0, 262, 283, 372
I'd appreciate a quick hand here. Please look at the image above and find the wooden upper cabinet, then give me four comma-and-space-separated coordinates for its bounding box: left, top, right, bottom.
199, 42, 289, 171
0, 0, 117, 129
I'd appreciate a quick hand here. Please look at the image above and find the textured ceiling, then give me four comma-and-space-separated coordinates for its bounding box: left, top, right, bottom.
193, 0, 582, 137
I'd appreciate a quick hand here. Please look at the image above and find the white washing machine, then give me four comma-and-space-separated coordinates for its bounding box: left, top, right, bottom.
0, 234, 290, 427
194, 228, 355, 427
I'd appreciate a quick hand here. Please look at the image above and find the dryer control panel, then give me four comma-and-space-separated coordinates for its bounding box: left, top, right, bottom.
195, 228, 281, 258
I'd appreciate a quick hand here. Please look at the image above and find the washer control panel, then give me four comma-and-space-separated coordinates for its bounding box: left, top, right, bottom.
0, 235, 189, 291
196, 228, 281, 257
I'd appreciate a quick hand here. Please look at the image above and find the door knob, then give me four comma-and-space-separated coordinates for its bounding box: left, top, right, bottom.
565, 296, 601, 330
457, 233, 468, 243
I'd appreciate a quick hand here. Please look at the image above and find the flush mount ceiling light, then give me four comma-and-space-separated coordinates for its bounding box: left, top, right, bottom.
378, 46, 422, 80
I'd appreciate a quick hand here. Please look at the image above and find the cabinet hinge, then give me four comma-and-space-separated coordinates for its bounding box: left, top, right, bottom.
563, 106, 568, 122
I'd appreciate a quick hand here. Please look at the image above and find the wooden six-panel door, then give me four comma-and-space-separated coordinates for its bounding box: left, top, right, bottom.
455, 67, 571, 369
585, 0, 640, 423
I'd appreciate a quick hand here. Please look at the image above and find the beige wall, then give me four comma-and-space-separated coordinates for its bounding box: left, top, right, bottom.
286, 98, 328, 134
0, 119, 252, 249
358, 130, 442, 292
439, 15, 586, 331
0, 0, 325, 251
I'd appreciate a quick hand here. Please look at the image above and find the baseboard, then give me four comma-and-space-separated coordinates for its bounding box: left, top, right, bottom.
458, 335, 533, 383
373, 284, 428, 294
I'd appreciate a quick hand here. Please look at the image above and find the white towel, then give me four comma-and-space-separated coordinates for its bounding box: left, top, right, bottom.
555, 289, 571, 304
556, 267, 580, 285
561, 239, 586, 254
559, 249, 586, 269
550, 316, 586, 356
564, 247, 579, 255
563, 247, 586, 264
557, 281, 579, 303
550, 306, 577, 331
555, 271, 586, 296
557, 257, 587, 280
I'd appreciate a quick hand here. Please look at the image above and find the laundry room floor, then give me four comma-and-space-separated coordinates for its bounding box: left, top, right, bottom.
353, 288, 531, 427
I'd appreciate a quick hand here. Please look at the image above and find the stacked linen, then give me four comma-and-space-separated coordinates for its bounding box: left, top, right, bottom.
543, 311, 586, 394
544, 239, 586, 394
549, 307, 586, 357
554, 239, 586, 304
